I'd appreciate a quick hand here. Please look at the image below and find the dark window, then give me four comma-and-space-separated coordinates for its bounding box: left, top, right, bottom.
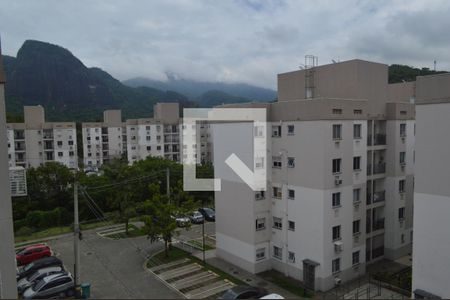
332, 225, 341, 241
332, 192, 341, 207
353, 156, 361, 170
332, 159, 342, 173
353, 220, 361, 234
332, 124, 342, 139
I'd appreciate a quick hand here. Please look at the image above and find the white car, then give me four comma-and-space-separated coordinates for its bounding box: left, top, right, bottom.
260, 294, 285, 299
17, 266, 64, 294
22, 272, 74, 299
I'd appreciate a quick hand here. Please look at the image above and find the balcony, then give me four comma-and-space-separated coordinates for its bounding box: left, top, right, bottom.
14, 131, 25, 140
367, 190, 385, 204
367, 134, 386, 146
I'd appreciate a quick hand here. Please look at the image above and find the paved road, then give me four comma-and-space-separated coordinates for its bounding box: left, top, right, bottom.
177, 222, 215, 241
47, 229, 182, 299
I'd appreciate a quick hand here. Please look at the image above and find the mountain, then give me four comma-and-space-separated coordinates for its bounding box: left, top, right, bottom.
2, 40, 192, 122
123, 74, 277, 102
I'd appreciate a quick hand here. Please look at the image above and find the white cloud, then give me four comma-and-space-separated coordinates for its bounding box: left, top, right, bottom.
0, 0, 449, 89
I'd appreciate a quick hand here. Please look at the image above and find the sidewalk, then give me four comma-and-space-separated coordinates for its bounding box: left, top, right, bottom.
193, 250, 304, 299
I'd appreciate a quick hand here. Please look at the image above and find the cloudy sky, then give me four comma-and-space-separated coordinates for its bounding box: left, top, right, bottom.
1, 0, 449, 89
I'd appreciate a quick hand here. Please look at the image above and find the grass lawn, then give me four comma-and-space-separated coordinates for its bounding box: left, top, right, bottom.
105, 224, 147, 239
15, 226, 72, 243
149, 247, 246, 286
188, 239, 215, 251
259, 270, 313, 298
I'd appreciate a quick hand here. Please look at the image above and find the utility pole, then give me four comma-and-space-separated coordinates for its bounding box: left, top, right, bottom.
73, 181, 81, 294
166, 167, 170, 202
202, 200, 206, 264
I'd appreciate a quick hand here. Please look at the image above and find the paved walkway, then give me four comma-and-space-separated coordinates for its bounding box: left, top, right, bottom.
193, 250, 301, 299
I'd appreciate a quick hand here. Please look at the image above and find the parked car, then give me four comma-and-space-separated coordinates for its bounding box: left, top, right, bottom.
174, 215, 191, 227
17, 257, 63, 280
16, 244, 52, 266
17, 266, 65, 294
219, 286, 268, 299
260, 293, 284, 299
22, 272, 74, 299
198, 207, 215, 222
190, 211, 204, 224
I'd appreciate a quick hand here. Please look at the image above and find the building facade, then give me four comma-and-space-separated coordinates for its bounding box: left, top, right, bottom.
0, 41, 18, 299
213, 59, 414, 291
82, 110, 126, 169
412, 73, 450, 299
7, 106, 78, 169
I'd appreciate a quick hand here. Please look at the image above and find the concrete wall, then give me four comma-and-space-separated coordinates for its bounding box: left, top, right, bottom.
413, 102, 450, 298
0, 84, 18, 298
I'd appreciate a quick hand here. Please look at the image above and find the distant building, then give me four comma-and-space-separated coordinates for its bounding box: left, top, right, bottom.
413, 73, 450, 299
82, 110, 126, 169
6, 106, 78, 169
213, 59, 415, 292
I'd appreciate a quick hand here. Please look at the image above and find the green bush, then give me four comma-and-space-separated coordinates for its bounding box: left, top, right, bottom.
16, 226, 33, 236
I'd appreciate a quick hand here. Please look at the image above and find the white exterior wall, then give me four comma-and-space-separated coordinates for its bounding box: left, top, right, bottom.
413, 102, 450, 298
6, 129, 15, 167
53, 128, 77, 169
107, 126, 124, 158
83, 126, 103, 167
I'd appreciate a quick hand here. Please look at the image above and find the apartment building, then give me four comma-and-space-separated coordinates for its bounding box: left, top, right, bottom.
0, 41, 19, 299
213, 59, 414, 291
82, 110, 126, 169
413, 73, 450, 299
6, 106, 78, 169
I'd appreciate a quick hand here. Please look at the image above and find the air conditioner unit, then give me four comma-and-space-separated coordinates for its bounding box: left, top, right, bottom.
335, 179, 343, 185
334, 241, 343, 253
334, 277, 342, 286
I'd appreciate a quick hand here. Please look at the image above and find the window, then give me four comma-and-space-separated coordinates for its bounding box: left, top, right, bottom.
332, 159, 342, 174
288, 189, 295, 200
272, 156, 282, 168
353, 220, 361, 235
273, 217, 282, 230
58, 152, 63, 157
157, 146, 161, 151
288, 221, 295, 231
353, 124, 362, 139
400, 123, 406, 137
400, 152, 406, 165
256, 248, 266, 261
68, 140, 74, 146
95, 136, 99, 141
146, 126, 151, 131
287, 125, 295, 135
69, 151, 74, 157
353, 188, 361, 203
332, 108, 342, 114
255, 191, 265, 200
332, 225, 341, 241
273, 187, 282, 199
288, 251, 296, 263
57, 141, 63, 146
272, 125, 281, 137
255, 157, 265, 169
273, 246, 282, 259
400, 110, 407, 115
287, 157, 295, 168
398, 207, 405, 220
146, 136, 151, 141
254, 126, 264, 137
332, 192, 341, 208
256, 218, 266, 231
147, 146, 151, 151
332, 258, 341, 273
401, 234, 405, 244
332, 124, 342, 140
354, 109, 363, 115
352, 251, 360, 265
353, 156, 361, 171
399, 179, 405, 193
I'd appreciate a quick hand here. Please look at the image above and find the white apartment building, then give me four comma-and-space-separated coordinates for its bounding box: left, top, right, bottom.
213, 59, 414, 292
413, 73, 450, 299
6, 106, 78, 169
0, 41, 19, 299
82, 110, 126, 169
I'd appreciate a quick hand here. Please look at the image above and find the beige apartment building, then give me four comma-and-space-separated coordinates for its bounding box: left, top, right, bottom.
213, 59, 415, 291
413, 72, 450, 299
7, 106, 78, 169
82, 110, 126, 169
0, 42, 18, 299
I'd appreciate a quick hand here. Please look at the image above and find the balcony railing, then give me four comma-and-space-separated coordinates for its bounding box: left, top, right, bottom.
373, 191, 385, 203
367, 134, 386, 146
373, 218, 385, 231
367, 163, 386, 175
14, 133, 25, 140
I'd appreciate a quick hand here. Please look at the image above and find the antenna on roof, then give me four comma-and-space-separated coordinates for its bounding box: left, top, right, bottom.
434, 60, 437, 71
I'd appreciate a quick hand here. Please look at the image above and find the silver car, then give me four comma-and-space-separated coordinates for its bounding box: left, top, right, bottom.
22, 272, 74, 299
17, 266, 64, 294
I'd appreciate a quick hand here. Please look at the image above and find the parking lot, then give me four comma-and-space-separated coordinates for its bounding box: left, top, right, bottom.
46, 222, 216, 299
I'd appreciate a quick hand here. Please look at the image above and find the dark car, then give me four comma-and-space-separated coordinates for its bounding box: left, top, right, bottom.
219, 286, 268, 299
17, 257, 63, 280
198, 207, 215, 222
